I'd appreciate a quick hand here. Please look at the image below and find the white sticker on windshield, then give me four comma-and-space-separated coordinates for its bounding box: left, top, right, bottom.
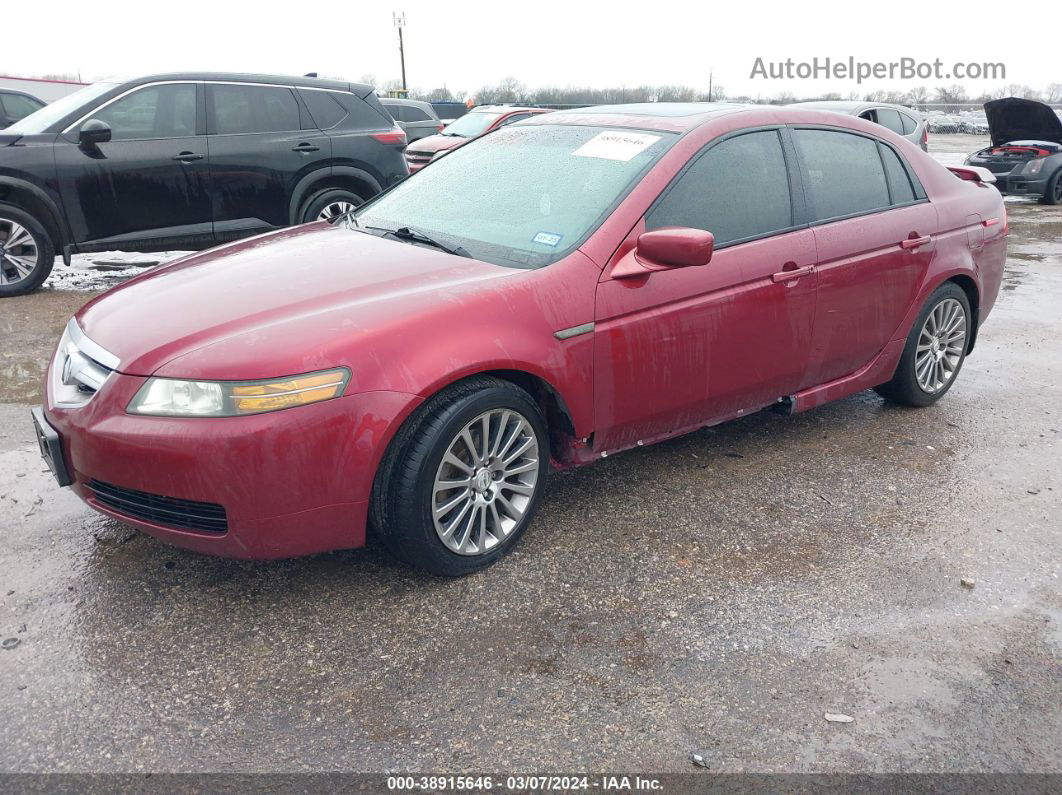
573, 131, 661, 161
532, 231, 563, 247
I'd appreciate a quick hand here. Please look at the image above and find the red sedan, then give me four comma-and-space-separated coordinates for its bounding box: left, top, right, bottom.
34, 103, 1007, 575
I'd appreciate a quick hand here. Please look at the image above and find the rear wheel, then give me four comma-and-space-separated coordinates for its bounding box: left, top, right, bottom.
370, 376, 549, 576
1040, 168, 1062, 205
299, 188, 366, 223
0, 205, 55, 297
875, 282, 971, 407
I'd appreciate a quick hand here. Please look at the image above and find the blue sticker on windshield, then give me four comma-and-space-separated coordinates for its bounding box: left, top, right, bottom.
532, 231, 563, 248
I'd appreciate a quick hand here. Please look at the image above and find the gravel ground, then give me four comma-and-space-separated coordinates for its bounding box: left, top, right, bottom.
0, 136, 1059, 776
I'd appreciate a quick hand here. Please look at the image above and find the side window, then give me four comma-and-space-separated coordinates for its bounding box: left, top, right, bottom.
879, 144, 916, 204
498, 113, 531, 127
211, 84, 300, 135
404, 106, 432, 122
874, 108, 906, 135
92, 84, 197, 140
646, 130, 792, 246
793, 129, 890, 221
301, 90, 348, 129
2, 93, 44, 121
382, 102, 403, 121
900, 112, 918, 135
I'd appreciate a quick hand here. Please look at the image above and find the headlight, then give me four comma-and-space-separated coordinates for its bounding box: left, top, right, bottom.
1025, 158, 1046, 175
127, 368, 350, 417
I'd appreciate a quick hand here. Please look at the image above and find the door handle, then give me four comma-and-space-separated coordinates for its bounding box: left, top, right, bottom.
771, 264, 814, 283
172, 151, 204, 162
292, 143, 320, 153
900, 235, 932, 250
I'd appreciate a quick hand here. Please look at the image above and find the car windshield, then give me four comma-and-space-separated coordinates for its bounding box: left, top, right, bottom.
355, 124, 675, 269
441, 111, 502, 137
5, 82, 117, 134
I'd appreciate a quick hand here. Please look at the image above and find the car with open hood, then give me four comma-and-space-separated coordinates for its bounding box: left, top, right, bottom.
34, 103, 1007, 575
964, 97, 1062, 204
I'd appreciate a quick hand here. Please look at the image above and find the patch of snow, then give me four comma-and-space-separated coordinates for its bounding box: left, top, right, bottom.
46, 250, 190, 292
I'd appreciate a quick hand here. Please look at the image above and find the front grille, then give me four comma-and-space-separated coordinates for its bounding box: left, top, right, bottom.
50, 319, 119, 408
87, 480, 228, 534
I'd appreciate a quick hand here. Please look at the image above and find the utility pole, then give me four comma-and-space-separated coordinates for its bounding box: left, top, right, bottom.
708, 67, 713, 102
394, 12, 407, 95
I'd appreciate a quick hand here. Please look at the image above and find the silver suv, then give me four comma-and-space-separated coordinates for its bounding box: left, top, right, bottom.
380, 98, 443, 144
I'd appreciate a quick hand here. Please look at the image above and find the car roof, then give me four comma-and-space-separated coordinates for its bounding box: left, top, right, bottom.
471, 105, 551, 114
523, 102, 762, 133
791, 100, 919, 116
102, 72, 372, 95
380, 97, 433, 108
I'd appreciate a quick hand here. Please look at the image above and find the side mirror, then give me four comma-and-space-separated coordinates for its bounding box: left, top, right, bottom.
613, 227, 714, 278
78, 119, 112, 148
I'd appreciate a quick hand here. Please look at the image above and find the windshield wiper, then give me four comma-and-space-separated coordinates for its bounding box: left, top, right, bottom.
369, 225, 470, 258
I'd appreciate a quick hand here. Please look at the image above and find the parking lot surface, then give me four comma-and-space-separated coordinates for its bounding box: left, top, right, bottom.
1, 139, 1060, 773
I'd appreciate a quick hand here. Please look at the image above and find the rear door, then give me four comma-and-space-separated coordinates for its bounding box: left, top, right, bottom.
593, 128, 817, 451
206, 82, 331, 240
792, 127, 937, 385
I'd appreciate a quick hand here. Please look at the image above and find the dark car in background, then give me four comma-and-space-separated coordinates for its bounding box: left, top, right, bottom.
791, 100, 928, 151
380, 97, 443, 143
0, 89, 45, 129
0, 72, 408, 296
403, 105, 552, 172
965, 97, 1062, 205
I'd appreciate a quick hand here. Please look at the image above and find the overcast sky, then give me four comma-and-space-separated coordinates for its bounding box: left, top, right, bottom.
5, 0, 1055, 98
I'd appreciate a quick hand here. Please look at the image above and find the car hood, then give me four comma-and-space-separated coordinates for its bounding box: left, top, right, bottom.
76, 223, 514, 380
405, 134, 466, 155
984, 98, 1062, 146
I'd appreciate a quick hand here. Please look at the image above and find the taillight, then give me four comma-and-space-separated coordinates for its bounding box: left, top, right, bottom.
371, 127, 407, 146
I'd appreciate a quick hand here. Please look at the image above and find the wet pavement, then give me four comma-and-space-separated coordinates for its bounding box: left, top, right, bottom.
1, 143, 1060, 774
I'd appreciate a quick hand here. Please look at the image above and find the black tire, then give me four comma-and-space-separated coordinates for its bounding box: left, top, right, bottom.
1039, 168, 1062, 206
370, 376, 550, 576
298, 188, 366, 224
875, 282, 971, 407
0, 204, 55, 297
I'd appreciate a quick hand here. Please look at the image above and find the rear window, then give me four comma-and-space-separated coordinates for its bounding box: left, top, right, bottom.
403, 106, 433, 122
1, 92, 44, 121
301, 90, 348, 129
211, 84, 300, 134
794, 129, 890, 221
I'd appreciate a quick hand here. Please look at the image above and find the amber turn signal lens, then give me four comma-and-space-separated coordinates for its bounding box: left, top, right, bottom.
230, 369, 348, 414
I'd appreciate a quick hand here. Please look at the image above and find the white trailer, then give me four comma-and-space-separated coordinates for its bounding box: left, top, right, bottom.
0, 75, 87, 103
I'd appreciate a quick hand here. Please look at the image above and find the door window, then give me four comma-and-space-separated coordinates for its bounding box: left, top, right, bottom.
900, 112, 918, 135
302, 90, 348, 129
403, 106, 432, 122
793, 129, 890, 221
1, 93, 44, 121
879, 144, 916, 204
211, 84, 300, 135
92, 84, 197, 140
647, 130, 792, 246
498, 113, 531, 127
873, 108, 906, 135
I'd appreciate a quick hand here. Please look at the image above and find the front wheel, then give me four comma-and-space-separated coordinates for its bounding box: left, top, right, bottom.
875, 282, 971, 407
371, 376, 549, 576
1040, 168, 1062, 206
0, 205, 55, 297
299, 188, 366, 224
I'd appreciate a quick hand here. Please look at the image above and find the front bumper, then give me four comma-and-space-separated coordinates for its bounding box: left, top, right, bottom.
42, 371, 419, 559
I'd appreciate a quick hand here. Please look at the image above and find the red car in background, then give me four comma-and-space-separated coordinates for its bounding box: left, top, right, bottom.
403, 105, 552, 171
34, 103, 1006, 576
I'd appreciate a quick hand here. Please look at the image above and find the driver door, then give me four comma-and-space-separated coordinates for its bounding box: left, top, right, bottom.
55, 82, 213, 250
592, 129, 818, 452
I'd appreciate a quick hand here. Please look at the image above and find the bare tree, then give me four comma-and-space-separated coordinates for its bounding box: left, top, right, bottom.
934, 84, 969, 104
1047, 83, 1062, 103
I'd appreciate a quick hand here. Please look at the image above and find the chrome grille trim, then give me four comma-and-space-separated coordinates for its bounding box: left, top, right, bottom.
49, 319, 120, 408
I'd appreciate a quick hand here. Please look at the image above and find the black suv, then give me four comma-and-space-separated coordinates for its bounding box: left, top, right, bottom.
0, 73, 409, 296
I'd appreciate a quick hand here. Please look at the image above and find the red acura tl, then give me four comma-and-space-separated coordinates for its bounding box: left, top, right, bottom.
33, 103, 1007, 575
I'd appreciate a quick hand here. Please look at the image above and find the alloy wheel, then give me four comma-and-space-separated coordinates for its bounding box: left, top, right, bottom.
317, 201, 358, 221
431, 408, 541, 556
0, 220, 39, 286
915, 297, 967, 394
